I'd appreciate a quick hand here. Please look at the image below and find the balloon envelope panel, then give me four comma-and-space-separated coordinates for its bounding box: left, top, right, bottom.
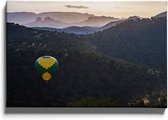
35, 56, 58, 81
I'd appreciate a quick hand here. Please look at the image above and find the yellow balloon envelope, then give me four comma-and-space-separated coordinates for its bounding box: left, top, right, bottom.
35, 56, 58, 81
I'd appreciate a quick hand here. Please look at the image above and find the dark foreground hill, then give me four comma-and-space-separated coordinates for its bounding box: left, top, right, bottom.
84, 17, 167, 71
6, 23, 166, 107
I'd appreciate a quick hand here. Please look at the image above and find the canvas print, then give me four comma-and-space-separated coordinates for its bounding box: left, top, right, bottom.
6, 1, 167, 107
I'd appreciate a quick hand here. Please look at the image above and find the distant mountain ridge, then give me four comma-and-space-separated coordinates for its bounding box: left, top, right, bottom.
31, 15, 145, 34
7, 12, 37, 24
25, 17, 68, 28
34, 26, 98, 34
36, 12, 95, 23
7, 12, 119, 28
8, 11, 167, 34
7, 12, 93, 24
75, 16, 119, 27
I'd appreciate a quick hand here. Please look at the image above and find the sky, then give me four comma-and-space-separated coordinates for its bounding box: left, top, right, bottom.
7, 1, 167, 18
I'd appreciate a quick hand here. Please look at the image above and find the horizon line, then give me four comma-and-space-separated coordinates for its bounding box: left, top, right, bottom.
7, 10, 167, 19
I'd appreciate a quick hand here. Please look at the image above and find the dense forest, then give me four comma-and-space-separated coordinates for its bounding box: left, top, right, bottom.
6, 17, 166, 107
84, 17, 167, 70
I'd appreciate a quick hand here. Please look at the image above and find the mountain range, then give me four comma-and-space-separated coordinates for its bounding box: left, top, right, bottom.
8, 11, 166, 34
32, 13, 166, 34
33, 20, 123, 34
7, 12, 119, 28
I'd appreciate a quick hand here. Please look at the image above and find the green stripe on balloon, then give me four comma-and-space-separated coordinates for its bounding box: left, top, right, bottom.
48, 62, 58, 74
35, 61, 46, 74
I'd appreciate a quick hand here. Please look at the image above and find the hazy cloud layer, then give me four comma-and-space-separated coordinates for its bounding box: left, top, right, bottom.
65, 5, 88, 9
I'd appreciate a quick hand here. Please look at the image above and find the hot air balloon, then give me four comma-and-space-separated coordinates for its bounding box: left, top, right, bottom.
35, 56, 58, 81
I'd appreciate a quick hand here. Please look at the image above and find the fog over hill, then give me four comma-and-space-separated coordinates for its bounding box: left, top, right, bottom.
31, 11, 167, 34
7, 12, 119, 28
7, 12, 94, 24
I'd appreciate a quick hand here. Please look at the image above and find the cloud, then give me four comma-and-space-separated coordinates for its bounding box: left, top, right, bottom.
65, 5, 88, 9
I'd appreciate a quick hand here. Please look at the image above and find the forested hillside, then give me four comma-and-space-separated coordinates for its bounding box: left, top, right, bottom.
84, 17, 167, 71
6, 19, 166, 107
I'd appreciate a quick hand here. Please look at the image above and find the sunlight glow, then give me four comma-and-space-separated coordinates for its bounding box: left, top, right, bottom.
7, 1, 167, 18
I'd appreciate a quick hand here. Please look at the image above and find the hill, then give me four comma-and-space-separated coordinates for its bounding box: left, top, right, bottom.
153, 11, 167, 18
84, 16, 167, 71
99, 20, 123, 31
7, 23, 166, 107
33, 26, 98, 34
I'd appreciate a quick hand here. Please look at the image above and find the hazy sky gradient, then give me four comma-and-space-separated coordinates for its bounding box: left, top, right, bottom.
7, 1, 167, 18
